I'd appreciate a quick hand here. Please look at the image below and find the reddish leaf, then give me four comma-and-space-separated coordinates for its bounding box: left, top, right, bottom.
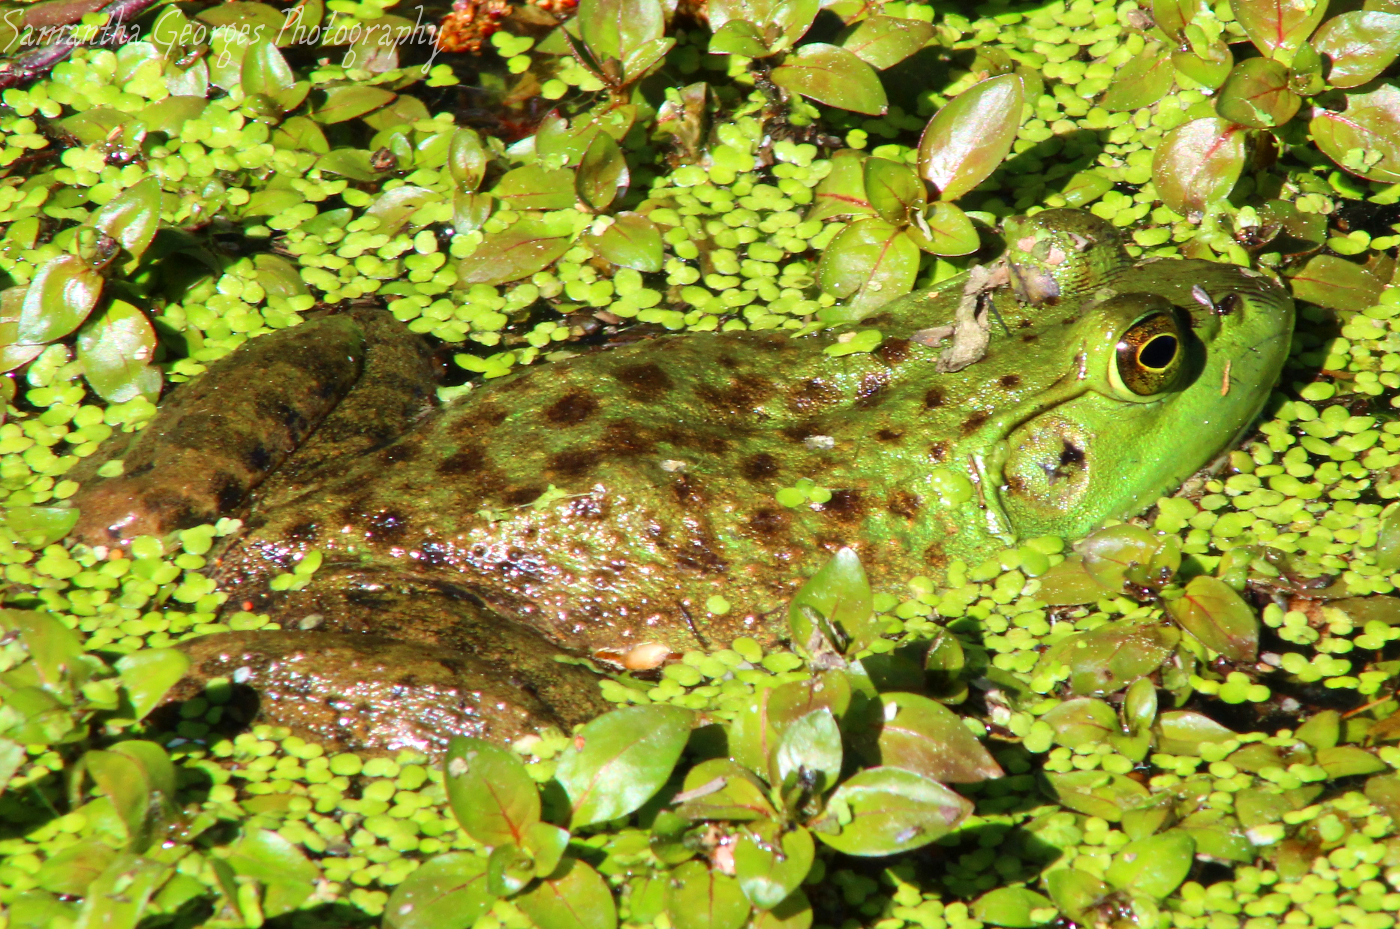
1101, 42, 1174, 112
1215, 58, 1301, 129
1310, 82, 1400, 183
917, 73, 1024, 201
807, 149, 875, 222
816, 220, 920, 317
458, 220, 574, 286
17, 254, 103, 345
77, 300, 162, 404
837, 15, 934, 69
1313, 11, 1400, 87
1287, 254, 1385, 310
1164, 575, 1259, 663
770, 44, 888, 116
1231, 0, 1329, 59
1151, 117, 1246, 215
1153, 0, 1208, 39
589, 213, 663, 272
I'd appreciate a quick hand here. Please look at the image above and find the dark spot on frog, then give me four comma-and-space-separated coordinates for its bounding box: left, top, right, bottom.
924, 546, 948, 572
781, 421, 822, 443
416, 541, 452, 568
1020, 333, 1039, 343
380, 441, 418, 464
286, 521, 318, 543
747, 508, 790, 538
545, 392, 598, 425
366, 509, 409, 542
929, 441, 951, 463
961, 410, 991, 437
214, 472, 244, 512
924, 387, 945, 410
1216, 292, 1241, 316
448, 404, 508, 437
741, 453, 779, 481
699, 374, 774, 413
821, 489, 865, 523
613, 363, 673, 398
787, 378, 841, 413
438, 448, 486, 475
887, 491, 921, 519
855, 373, 889, 409
604, 422, 656, 457
717, 354, 740, 369
876, 338, 911, 364
1050, 441, 1086, 482
672, 474, 705, 508
503, 486, 545, 507
548, 448, 600, 478
875, 429, 902, 443
247, 442, 272, 472
999, 374, 1022, 389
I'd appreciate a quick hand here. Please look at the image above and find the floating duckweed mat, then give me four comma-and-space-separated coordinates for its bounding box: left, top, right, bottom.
3, 0, 1400, 927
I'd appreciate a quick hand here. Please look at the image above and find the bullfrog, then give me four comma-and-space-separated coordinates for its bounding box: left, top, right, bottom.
70, 209, 1294, 754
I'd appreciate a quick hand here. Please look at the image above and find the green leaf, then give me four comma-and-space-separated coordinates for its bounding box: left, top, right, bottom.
787, 546, 877, 656
84, 743, 169, 850
816, 220, 920, 317
1153, 0, 1208, 39
1312, 11, 1400, 87
621, 36, 676, 83
1039, 697, 1120, 750
836, 15, 934, 69
71, 853, 171, 929
1310, 82, 1400, 182
1105, 831, 1195, 899
316, 149, 378, 182
770, 44, 888, 116
1289, 254, 1387, 311
494, 165, 578, 212
314, 84, 396, 123
1215, 58, 1301, 129
816, 767, 973, 855
1231, 0, 1329, 59
735, 823, 814, 910
772, 708, 842, 792
114, 649, 189, 721
458, 221, 574, 286
241, 39, 295, 97
1042, 770, 1149, 822
1077, 525, 1166, 593
769, 0, 821, 48
972, 887, 1055, 928
91, 178, 161, 261
448, 128, 489, 192
1155, 710, 1237, 755
807, 150, 875, 222
555, 704, 693, 828
444, 737, 541, 848
365, 186, 436, 236
1151, 117, 1246, 216
3, 507, 79, 546
34, 838, 117, 896
1317, 745, 1387, 777
384, 853, 495, 929
519, 858, 618, 929
1045, 869, 1111, 923
863, 157, 925, 224
1034, 556, 1109, 606
77, 300, 162, 404
590, 213, 663, 272
674, 757, 777, 821
523, 822, 571, 877
225, 826, 319, 885
487, 842, 536, 896
710, 20, 772, 57
1101, 42, 1174, 112
17, 255, 103, 346
668, 861, 750, 929
917, 73, 1024, 200
576, 0, 665, 64
751, 890, 813, 929
9, 609, 84, 689
1164, 575, 1260, 662
577, 133, 629, 213
871, 692, 1004, 783
908, 202, 979, 256
1172, 40, 1234, 90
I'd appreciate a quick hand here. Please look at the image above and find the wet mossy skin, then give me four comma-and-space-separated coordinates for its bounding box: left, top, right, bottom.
68, 209, 1291, 745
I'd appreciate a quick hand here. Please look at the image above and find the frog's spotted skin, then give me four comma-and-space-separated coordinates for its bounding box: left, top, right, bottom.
72, 210, 1294, 753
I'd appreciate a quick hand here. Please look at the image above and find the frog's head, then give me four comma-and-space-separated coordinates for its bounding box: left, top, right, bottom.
997, 256, 1294, 541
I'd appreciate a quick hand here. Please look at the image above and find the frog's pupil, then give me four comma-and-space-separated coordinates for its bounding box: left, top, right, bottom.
1139, 334, 1178, 370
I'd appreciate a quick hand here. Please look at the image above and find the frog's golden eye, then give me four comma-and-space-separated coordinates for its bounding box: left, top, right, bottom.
1112, 312, 1184, 397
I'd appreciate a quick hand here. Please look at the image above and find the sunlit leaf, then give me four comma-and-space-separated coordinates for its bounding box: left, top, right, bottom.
71, 854, 171, 929
591, 213, 664, 271
458, 220, 574, 286
577, 132, 629, 213
1151, 117, 1246, 215
1155, 710, 1237, 755
114, 649, 189, 721
1043, 770, 1149, 822
385, 853, 494, 929
1231, 0, 1329, 59
494, 165, 578, 211
555, 704, 693, 828
787, 546, 877, 655
863, 157, 925, 224
577, 0, 664, 63
1105, 831, 1195, 899
77, 300, 162, 404
444, 737, 541, 848
870, 692, 1004, 783
1164, 575, 1260, 662
770, 44, 888, 116
972, 887, 1055, 928
1215, 58, 1301, 129
1101, 42, 1174, 112
908, 202, 979, 256
1287, 253, 1386, 310
3, 507, 79, 546
771, 708, 842, 791
1153, 0, 1208, 39
1045, 869, 1111, 924
815, 767, 973, 855
1172, 40, 1234, 90
519, 858, 616, 929
1316, 745, 1387, 778
668, 860, 750, 929
314, 84, 396, 123
816, 220, 920, 317
241, 39, 295, 97
91, 177, 162, 260
917, 73, 1024, 200
1040, 698, 1120, 750
735, 823, 814, 910
837, 15, 935, 69
674, 758, 777, 821
710, 20, 772, 57
807, 150, 875, 222
17, 254, 103, 346
448, 128, 489, 191
1312, 11, 1400, 87
1310, 82, 1400, 183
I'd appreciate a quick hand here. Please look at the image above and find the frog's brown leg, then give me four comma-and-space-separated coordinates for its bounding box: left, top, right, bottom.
203, 566, 613, 752
166, 630, 605, 757
253, 307, 438, 510
71, 314, 371, 549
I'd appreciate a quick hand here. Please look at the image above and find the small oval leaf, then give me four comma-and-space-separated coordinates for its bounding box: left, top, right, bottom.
444, 737, 541, 848
555, 704, 693, 829
917, 73, 1024, 201
1164, 575, 1260, 662
1151, 117, 1246, 216
770, 44, 888, 116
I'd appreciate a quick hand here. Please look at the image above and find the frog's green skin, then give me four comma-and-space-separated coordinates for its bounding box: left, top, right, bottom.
71, 210, 1293, 753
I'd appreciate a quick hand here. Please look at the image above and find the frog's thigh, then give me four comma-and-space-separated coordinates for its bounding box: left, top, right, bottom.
255, 308, 438, 509
169, 630, 604, 756
71, 315, 369, 548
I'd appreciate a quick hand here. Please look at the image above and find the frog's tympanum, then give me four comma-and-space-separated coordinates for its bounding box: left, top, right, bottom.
71, 210, 1294, 754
